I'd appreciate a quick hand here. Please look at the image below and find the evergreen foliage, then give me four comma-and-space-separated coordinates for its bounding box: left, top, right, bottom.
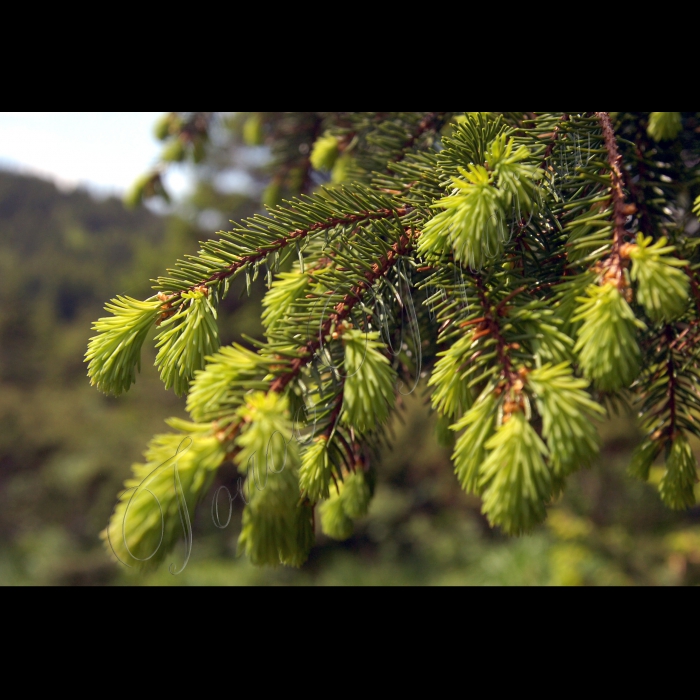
627, 235, 689, 323
89, 112, 700, 570
103, 419, 226, 570
340, 330, 397, 433
480, 411, 551, 535
319, 471, 371, 541
155, 288, 220, 395
573, 283, 644, 392
86, 296, 161, 395
299, 436, 332, 501
528, 363, 604, 477
659, 435, 698, 511
310, 133, 340, 172
452, 391, 497, 493
647, 112, 683, 142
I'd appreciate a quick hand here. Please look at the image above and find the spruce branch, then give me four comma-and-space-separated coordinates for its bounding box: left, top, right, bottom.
472, 273, 524, 392
269, 227, 415, 394
97, 111, 700, 570
201, 224, 415, 494
542, 112, 570, 162
595, 111, 635, 289
169, 203, 408, 303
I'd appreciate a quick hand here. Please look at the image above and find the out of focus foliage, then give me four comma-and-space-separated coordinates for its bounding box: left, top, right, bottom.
0, 170, 260, 584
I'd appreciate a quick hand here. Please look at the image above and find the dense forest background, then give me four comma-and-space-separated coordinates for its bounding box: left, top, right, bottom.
2, 167, 700, 586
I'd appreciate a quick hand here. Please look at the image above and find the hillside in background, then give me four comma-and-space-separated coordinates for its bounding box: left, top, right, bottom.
0, 171, 199, 583
1, 169, 700, 586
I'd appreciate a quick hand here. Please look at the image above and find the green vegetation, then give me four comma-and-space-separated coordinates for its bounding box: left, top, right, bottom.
84, 112, 700, 582
5, 111, 700, 585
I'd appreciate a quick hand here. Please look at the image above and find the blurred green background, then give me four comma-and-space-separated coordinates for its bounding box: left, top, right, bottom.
2, 120, 700, 586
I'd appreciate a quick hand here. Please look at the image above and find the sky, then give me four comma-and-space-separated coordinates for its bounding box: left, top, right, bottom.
0, 112, 188, 197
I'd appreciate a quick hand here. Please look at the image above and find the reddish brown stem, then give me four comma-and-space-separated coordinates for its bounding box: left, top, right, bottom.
496, 286, 528, 315
670, 317, 700, 354
459, 317, 486, 329
543, 113, 570, 162
168, 206, 407, 307
596, 111, 632, 288
473, 274, 520, 389
323, 389, 345, 440
269, 229, 414, 394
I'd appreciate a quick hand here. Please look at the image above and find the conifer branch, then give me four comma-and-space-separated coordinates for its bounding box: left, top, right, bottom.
168, 205, 408, 306
324, 388, 346, 439
269, 228, 414, 393
542, 113, 570, 162
472, 273, 523, 392
636, 322, 700, 454
596, 111, 634, 289
101, 111, 700, 570
215, 225, 414, 456
335, 111, 447, 170
641, 326, 682, 446
669, 320, 700, 355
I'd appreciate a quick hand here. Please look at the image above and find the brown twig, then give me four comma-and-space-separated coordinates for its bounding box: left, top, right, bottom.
595, 111, 636, 289
472, 274, 522, 392
543, 113, 570, 162
215, 226, 413, 449
165, 206, 407, 315
323, 388, 345, 440
269, 229, 415, 394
